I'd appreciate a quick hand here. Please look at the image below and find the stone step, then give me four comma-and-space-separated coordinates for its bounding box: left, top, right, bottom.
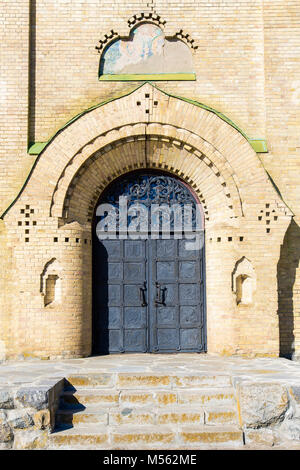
64, 373, 232, 390
57, 406, 221, 426
66, 374, 114, 388
177, 388, 236, 407
60, 389, 120, 408
119, 390, 178, 407
56, 407, 237, 426
49, 424, 243, 449
56, 409, 108, 425
204, 408, 237, 425
170, 375, 232, 389
177, 425, 243, 447
60, 387, 236, 409
55, 373, 238, 449
50, 425, 109, 448
49, 444, 245, 450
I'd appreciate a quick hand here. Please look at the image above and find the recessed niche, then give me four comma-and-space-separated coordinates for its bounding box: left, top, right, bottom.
44, 275, 59, 307
232, 257, 256, 306
236, 275, 252, 304
41, 258, 62, 307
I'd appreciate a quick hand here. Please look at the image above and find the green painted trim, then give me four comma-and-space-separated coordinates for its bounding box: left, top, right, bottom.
29, 138, 268, 156
249, 139, 268, 153
29, 143, 268, 159
138, 83, 269, 153
148, 84, 269, 153
99, 73, 196, 81
28, 142, 48, 155
155, 87, 250, 140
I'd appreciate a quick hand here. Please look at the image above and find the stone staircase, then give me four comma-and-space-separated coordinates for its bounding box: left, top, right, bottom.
49, 372, 243, 449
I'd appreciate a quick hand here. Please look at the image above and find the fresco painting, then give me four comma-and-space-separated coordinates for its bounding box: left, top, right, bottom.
101, 23, 194, 75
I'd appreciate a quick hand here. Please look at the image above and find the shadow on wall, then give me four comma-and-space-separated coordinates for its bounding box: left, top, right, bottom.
92, 238, 109, 355
28, 0, 36, 145
277, 219, 300, 359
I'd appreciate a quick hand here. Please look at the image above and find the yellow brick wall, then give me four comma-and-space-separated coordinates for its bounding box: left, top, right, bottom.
0, 0, 299, 359
0, 0, 35, 213
261, 1, 300, 358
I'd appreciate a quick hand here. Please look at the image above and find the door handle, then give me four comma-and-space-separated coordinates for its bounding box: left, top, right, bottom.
139, 282, 147, 307
155, 282, 166, 305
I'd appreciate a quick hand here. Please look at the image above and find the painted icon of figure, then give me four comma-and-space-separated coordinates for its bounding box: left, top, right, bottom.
104, 24, 165, 74
102, 22, 194, 75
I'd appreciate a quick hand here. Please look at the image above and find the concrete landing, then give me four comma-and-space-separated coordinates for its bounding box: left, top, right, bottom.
2, 355, 300, 450
1, 354, 300, 388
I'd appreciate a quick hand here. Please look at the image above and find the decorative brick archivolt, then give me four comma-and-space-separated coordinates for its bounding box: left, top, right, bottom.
95, 13, 167, 54
64, 137, 235, 225
50, 126, 243, 225
127, 13, 167, 29
95, 13, 198, 54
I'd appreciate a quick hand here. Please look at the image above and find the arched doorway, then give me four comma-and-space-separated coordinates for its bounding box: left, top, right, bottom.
92, 170, 206, 354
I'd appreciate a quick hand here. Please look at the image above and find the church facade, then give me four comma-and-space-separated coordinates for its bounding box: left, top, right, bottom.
1, 0, 300, 361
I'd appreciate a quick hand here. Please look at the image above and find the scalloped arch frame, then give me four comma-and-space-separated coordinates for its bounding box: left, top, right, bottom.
98, 22, 196, 81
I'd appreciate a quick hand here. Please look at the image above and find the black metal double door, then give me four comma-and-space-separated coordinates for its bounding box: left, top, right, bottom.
93, 236, 206, 354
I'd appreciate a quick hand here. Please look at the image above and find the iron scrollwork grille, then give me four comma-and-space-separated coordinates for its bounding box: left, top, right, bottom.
98, 173, 202, 233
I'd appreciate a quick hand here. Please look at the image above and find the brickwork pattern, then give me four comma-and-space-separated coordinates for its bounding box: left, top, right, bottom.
0, 83, 292, 359
0, 0, 299, 359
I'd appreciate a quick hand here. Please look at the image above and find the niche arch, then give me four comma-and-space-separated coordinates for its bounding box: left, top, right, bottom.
40, 258, 62, 307
232, 257, 256, 305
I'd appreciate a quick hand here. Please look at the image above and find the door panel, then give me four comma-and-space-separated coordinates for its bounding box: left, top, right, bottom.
180, 306, 201, 327
94, 238, 147, 354
179, 260, 198, 279
148, 237, 204, 353
156, 306, 177, 326
93, 236, 205, 353
157, 328, 180, 350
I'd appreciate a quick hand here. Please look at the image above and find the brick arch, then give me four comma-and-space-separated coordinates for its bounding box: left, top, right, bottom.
58, 134, 242, 226
49, 122, 245, 222
3, 83, 289, 226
